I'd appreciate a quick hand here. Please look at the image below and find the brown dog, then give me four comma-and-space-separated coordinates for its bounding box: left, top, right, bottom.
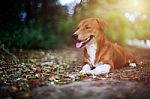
72, 18, 136, 75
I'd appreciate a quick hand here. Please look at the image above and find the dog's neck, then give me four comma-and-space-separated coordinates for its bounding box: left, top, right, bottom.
86, 43, 97, 66
85, 34, 108, 66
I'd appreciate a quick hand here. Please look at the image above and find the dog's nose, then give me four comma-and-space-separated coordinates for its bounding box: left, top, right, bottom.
72, 34, 78, 40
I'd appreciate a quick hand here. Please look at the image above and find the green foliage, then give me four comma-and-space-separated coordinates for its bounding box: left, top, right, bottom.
0, 24, 63, 49
0, 0, 69, 49
56, 17, 74, 45
1, 0, 150, 49
74, 0, 150, 45
39, 33, 63, 49
105, 12, 130, 44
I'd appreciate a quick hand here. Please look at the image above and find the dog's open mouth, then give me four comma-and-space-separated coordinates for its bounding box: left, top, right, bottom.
76, 35, 94, 48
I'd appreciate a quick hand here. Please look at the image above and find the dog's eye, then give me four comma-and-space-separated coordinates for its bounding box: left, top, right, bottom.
85, 26, 91, 29
76, 27, 79, 30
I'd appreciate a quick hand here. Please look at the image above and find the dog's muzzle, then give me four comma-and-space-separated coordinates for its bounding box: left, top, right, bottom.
72, 34, 94, 48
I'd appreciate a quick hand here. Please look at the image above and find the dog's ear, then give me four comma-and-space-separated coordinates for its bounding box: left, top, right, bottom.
96, 18, 107, 32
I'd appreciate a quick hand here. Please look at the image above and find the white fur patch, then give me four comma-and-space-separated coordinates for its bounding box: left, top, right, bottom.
129, 63, 137, 67
86, 44, 97, 66
79, 64, 91, 74
80, 44, 110, 75
90, 64, 111, 75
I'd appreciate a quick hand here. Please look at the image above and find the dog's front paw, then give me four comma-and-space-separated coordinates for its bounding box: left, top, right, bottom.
79, 64, 91, 74
80, 70, 91, 74
90, 67, 102, 75
129, 63, 137, 67
90, 64, 110, 75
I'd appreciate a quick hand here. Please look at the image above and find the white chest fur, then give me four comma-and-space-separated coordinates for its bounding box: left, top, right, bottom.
86, 44, 97, 66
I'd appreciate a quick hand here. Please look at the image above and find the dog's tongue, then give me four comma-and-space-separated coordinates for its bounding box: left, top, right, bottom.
76, 42, 83, 48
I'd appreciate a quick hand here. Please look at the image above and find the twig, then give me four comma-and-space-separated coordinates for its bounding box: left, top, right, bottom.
0, 44, 20, 63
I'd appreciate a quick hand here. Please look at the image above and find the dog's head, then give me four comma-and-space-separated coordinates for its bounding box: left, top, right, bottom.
72, 18, 106, 48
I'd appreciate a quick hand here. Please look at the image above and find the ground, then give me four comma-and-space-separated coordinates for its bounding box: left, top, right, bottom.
0, 47, 150, 99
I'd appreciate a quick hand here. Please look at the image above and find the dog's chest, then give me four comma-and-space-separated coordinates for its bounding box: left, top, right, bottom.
86, 44, 97, 66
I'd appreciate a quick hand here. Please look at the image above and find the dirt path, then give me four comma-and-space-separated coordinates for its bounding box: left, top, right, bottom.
32, 80, 150, 99
0, 48, 150, 99
30, 48, 150, 99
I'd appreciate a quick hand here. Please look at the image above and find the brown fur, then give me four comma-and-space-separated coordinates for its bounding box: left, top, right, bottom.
75, 18, 135, 71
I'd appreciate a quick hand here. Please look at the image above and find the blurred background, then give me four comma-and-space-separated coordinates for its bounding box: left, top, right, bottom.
0, 0, 150, 49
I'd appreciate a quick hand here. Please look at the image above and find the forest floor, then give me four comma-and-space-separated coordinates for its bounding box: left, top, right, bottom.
0, 47, 150, 99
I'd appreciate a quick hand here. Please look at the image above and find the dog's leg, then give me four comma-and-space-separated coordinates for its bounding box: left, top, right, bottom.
90, 64, 111, 75
79, 64, 91, 74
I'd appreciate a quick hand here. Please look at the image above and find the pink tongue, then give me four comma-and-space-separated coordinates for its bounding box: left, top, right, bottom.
76, 42, 83, 48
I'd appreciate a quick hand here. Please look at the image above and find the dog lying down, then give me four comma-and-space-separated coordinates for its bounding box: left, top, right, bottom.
72, 18, 136, 75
